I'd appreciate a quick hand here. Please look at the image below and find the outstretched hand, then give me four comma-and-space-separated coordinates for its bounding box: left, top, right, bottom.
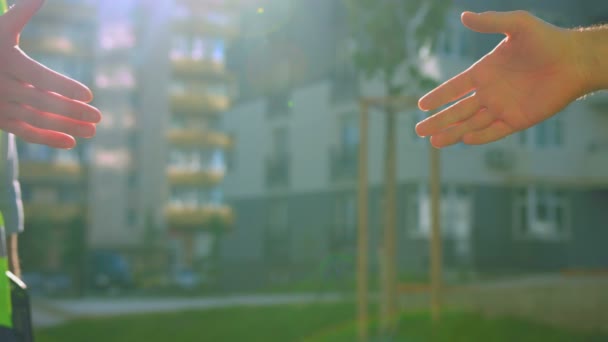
416, 11, 590, 148
0, 0, 100, 149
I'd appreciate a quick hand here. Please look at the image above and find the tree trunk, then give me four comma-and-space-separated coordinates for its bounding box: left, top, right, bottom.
382, 102, 398, 335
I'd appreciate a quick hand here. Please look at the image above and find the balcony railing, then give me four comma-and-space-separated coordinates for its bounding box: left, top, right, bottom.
167, 168, 224, 187
24, 203, 84, 224
20, 37, 91, 58
19, 161, 84, 184
265, 155, 289, 188
166, 129, 233, 149
170, 93, 230, 115
172, 59, 231, 80
329, 145, 358, 182
165, 205, 234, 230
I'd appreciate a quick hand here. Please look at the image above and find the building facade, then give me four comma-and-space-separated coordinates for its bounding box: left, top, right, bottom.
17, 0, 238, 289
18, 0, 97, 279
219, 0, 608, 290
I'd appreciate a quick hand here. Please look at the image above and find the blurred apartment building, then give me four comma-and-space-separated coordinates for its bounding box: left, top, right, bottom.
219, 0, 608, 289
16, 0, 238, 286
18, 0, 97, 275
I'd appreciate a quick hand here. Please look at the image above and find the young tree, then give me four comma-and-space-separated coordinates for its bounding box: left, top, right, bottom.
345, 0, 451, 337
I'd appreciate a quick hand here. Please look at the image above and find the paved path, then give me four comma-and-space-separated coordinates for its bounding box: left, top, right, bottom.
32, 293, 349, 328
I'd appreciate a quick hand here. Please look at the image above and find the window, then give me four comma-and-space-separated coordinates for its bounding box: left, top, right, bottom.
331, 38, 358, 102
99, 22, 135, 51
170, 34, 189, 60
170, 188, 216, 208
127, 208, 137, 227
168, 149, 206, 171
94, 148, 131, 170
225, 133, 236, 172
267, 91, 292, 118
95, 64, 135, 89
266, 200, 290, 260
170, 35, 226, 64
32, 188, 58, 204
55, 149, 80, 165
340, 114, 359, 150
334, 193, 357, 238
518, 116, 563, 148
268, 200, 288, 228
513, 187, 569, 240
20, 144, 53, 162
59, 186, 80, 203
272, 127, 289, 158
407, 184, 472, 240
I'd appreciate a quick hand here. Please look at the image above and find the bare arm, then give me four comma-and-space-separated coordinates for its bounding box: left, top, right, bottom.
416, 11, 608, 148
577, 24, 608, 92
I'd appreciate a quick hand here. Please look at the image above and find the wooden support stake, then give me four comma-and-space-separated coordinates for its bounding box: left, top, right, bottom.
430, 146, 442, 322
357, 102, 370, 342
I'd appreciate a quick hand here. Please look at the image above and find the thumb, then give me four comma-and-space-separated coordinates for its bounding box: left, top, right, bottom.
3, 0, 44, 35
461, 10, 529, 35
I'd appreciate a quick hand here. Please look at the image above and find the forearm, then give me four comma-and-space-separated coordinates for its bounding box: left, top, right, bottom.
575, 24, 608, 92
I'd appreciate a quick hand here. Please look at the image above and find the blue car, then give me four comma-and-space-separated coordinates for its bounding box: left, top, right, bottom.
88, 251, 133, 292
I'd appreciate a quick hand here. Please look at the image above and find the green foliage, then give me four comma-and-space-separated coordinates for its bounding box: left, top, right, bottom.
345, 0, 451, 95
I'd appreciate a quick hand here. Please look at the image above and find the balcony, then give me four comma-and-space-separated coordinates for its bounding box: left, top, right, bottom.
329, 146, 358, 182
19, 161, 84, 184
172, 59, 232, 80
167, 168, 224, 187
35, 1, 97, 23
166, 205, 234, 230
167, 129, 233, 149
265, 155, 289, 188
20, 37, 91, 58
170, 93, 230, 115
23, 203, 84, 224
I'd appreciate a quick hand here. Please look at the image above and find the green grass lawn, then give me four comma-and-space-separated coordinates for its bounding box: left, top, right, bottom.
36, 303, 608, 342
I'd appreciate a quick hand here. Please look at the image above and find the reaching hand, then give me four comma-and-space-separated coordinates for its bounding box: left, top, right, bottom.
416, 11, 595, 148
0, 0, 100, 149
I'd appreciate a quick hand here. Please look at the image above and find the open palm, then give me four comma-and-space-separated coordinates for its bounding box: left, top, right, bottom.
416, 11, 587, 147
0, 0, 100, 148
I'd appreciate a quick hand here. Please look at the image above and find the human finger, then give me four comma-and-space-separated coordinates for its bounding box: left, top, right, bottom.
6, 80, 101, 122
3, 102, 95, 138
9, 48, 93, 102
462, 120, 514, 145
461, 10, 530, 36
416, 93, 480, 137
418, 69, 475, 112
429, 108, 495, 148
0, 116, 75, 148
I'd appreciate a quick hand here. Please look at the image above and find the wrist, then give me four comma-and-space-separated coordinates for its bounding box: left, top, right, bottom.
574, 25, 608, 93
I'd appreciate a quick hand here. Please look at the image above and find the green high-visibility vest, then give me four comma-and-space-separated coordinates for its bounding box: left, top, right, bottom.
0, 212, 10, 329
0, 0, 12, 329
